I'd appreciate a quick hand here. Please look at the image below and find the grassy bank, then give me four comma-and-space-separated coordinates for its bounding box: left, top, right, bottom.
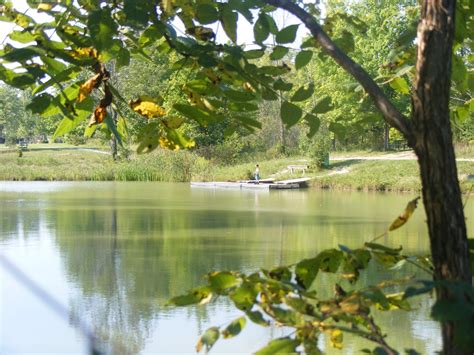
314, 159, 474, 193
0, 144, 294, 182
1, 144, 473, 193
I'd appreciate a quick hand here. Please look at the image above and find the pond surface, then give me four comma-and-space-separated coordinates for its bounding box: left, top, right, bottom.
1, 182, 471, 354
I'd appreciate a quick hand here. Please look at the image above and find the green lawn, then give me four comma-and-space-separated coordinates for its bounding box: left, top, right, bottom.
315, 159, 474, 193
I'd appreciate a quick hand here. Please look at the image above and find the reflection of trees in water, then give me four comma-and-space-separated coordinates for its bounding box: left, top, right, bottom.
0, 199, 44, 242
51, 205, 283, 353
2, 186, 445, 353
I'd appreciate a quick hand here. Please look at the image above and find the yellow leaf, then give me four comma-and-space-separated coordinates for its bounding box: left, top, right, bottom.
88, 105, 107, 127
130, 97, 166, 118
187, 92, 215, 110
186, 26, 215, 41
389, 197, 420, 231
330, 329, 343, 349
70, 47, 98, 60
159, 136, 179, 150
77, 73, 102, 103
243, 82, 256, 92
196, 338, 203, 353
37, 3, 53, 11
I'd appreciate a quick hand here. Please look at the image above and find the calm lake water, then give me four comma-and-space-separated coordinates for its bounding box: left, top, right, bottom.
1, 182, 472, 354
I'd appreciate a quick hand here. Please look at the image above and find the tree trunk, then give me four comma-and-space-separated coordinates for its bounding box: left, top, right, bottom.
383, 123, 389, 151
109, 109, 118, 161
412, 1, 472, 353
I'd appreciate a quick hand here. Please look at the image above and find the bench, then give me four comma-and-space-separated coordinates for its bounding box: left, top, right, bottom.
288, 165, 309, 175
18, 141, 28, 150
389, 140, 408, 150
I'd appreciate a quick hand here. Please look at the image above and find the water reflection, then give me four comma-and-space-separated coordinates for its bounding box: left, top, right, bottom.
0, 182, 457, 353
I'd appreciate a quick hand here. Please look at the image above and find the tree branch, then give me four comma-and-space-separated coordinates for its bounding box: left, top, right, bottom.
264, 0, 415, 146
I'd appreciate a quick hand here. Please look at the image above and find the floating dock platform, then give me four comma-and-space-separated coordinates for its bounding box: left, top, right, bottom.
191, 178, 311, 190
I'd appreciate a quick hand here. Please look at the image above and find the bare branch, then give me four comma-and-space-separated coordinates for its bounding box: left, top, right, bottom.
264, 0, 415, 146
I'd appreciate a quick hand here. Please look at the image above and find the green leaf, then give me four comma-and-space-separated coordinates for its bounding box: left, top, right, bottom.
196, 327, 220, 353
196, 4, 219, 24
136, 121, 160, 154
246, 310, 269, 326
295, 257, 319, 289
295, 50, 313, 70
259, 65, 291, 76
32, 66, 81, 95
167, 286, 213, 306
291, 83, 314, 102
334, 30, 355, 53
273, 78, 293, 91
222, 317, 246, 339
186, 79, 211, 94
222, 88, 256, 102
84, 123, 98, 138
301, 37, 316, 48
329, 122, 346, 140
174, 104, 224, 126
26, 93, 54, 115
315, 249, 343, 273
275, 24, 299, 44
254, 14, 270, 43
270, 306, 303, 325
87, 8, 118, 52
304, 113, 320, 138
262, 13, 278, 34
389, 77, 410, 94
270, 45, 289, 60
262, 89, 279, 100
8, 30, 35, 43
228, 102, 259, 112
164, 127, 195, 149
221, 7, 238, 43
235, 115, 262, 130
1, 46, 45, 62
268, 266, 292, 281
139, 25, 163, 46
104, 113, 123, 147
243, 49, 265, 59
124, 0, 149, 25
41, 56, 67, 74
280, 101, 302, 128
255, 337, 299, 354
52, 116, 83, 141
313, 96, 333, 114
116, 47, 130, 68
208, 271, 241, 292
230, 282, 259, 311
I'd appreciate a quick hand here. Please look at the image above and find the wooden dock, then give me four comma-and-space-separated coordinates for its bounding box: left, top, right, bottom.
191, 177, 311, 190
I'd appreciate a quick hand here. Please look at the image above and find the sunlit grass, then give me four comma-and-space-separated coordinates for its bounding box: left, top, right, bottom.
1, 145, 472, 193
315, 160, 474, 193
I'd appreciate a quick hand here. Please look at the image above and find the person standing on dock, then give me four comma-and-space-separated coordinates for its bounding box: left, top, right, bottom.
254, 164, 260, 184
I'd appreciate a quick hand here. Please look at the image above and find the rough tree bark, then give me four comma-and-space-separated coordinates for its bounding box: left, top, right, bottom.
265, 0, 473, 352
412, 1, 472, 353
